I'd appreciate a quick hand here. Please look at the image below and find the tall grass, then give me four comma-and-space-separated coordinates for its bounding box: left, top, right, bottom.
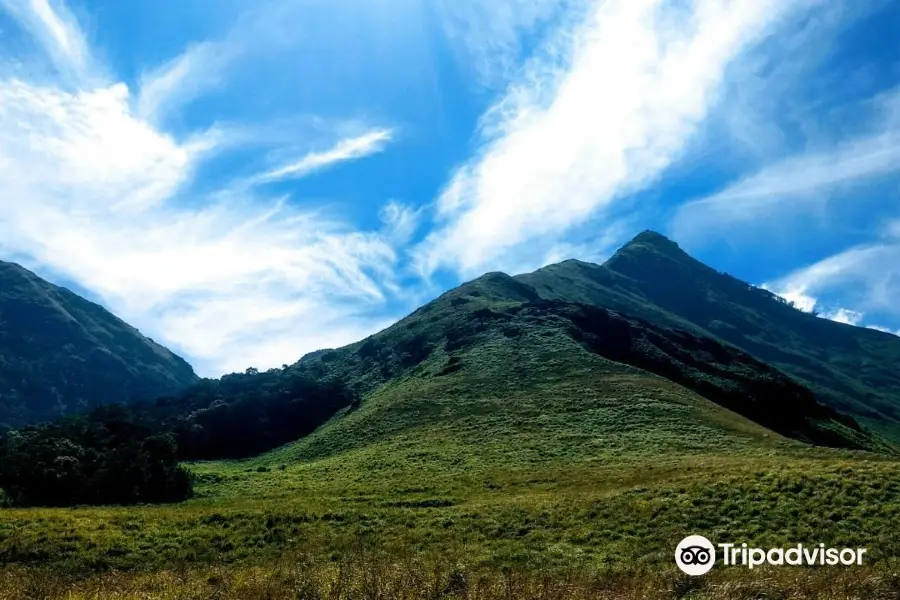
2, 546, 899, 600
3, 559, 900, 599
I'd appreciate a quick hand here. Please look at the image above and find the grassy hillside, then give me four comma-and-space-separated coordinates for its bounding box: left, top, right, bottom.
2, 335, 898, 597
0, 260, 198, 428
290, 272, 882, 452
1, 266, 899, 598
517, 231, 900, 440
11, 267, 884, 508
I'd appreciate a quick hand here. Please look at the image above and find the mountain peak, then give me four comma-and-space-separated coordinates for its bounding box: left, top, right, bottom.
622, 230, 683, 254
602, 230, 702, 277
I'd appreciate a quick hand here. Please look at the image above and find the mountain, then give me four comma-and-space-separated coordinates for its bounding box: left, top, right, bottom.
517, 231, 900, 439
290, 269, 885, 454
6, 254, 892, 506
0, 260, 198, 429
5, 233, 900, 600
5, 231, 899, 506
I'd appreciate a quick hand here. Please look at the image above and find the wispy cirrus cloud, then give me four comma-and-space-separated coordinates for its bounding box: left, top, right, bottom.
133, 1, 327, 125
708, 0, 889, 162
434, 0, 580, 88
671, 90, 900, 238
379, 200, 422, 245
136, 41, 238, 125
256, 128, 394, 184
0, 0, 407, 376
0, 78, 403, 376
0, 0, 91, 80
766, 235, 900, 329
416, 0, 820, 278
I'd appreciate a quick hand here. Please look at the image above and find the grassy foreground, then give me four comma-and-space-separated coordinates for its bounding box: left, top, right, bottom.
1, 447, 899, 599
3, 556, 900, 600
2, 369, 900, 598
2, 321, 900, 598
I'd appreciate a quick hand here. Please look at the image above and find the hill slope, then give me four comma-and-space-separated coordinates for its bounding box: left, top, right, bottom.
6, 262, 887, 507
0, 260, 198, 428
291, 271, 879, 452
517, 231, 900, 439
3, 241, 900, 600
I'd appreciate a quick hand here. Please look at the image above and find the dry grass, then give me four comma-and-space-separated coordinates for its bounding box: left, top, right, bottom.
1, 552, 899, 600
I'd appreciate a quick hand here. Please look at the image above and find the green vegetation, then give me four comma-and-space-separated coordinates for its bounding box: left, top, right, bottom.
7, 259, 884, 508
0, 406, 191, 506
518, 231, 900, 439
1, 358, 898, 596
1, 232, 899, 598
0, 373, 355, 505
0, 260, 197, 429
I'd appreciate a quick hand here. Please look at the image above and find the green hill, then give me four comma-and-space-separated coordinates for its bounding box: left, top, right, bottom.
2, 236, 900, 599
517, 231, 900, 439
3, 241, 893, 508
291, 271, 881, 453
0, 260, 198, 428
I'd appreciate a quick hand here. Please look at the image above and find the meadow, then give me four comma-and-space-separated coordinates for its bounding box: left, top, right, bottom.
2, 361, 899, 598
2, 270, 900, 599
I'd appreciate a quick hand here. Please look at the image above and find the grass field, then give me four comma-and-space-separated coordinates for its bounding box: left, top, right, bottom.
2, 283, 900, 599
2, 343, 900, 598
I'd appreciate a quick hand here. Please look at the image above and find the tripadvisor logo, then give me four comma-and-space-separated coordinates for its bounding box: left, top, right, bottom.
675, 536, 868, 576
675, 535, 716, 576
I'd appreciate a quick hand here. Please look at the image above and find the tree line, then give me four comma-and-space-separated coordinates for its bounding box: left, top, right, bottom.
0, 367, 355, 507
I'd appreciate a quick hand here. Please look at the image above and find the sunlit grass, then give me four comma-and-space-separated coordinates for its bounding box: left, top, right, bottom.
1, 317, 899, 598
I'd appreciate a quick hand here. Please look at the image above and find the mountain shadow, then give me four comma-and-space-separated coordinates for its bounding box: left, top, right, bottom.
517, 231, 900, 440
295, 271, 883, 453
0, 260, 198, 429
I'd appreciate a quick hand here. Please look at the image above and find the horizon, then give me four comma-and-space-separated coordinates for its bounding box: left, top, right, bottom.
1, 0, 900, 377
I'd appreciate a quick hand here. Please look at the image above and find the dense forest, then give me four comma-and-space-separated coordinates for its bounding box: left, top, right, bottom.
0, 368, 355, 506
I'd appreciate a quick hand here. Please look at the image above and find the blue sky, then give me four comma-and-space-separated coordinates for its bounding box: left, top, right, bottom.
0, 0, 899, 376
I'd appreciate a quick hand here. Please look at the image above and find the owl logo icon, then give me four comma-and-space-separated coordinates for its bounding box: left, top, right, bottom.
675, 535, 716, 576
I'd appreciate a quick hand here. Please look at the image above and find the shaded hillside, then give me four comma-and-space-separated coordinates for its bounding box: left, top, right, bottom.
294, 272, 880, 452
5, 264, 888, 507
517, 231, 900, 439
0, 261, 198, 429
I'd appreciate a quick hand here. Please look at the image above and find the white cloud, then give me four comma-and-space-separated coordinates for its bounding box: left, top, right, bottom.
767, 287, 818, 313
256, 129, 394, 183
379, 200, 421, 245
867, 324, 900, 336
0, 80, 198, 211
821, 307, 864, 326
0, 78, 402, 377
768, 245, 890, 298
416, 0, 817, 278
0, 0, 91, 80
766, 242, 900, 325
768, 276, 892, 329
434, 0, 580, 88
133, 0, 351, 125
709, 0, 886, 162
0, 0, 410, 377
136, 42, 237, 125
671, 118, 900, 235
